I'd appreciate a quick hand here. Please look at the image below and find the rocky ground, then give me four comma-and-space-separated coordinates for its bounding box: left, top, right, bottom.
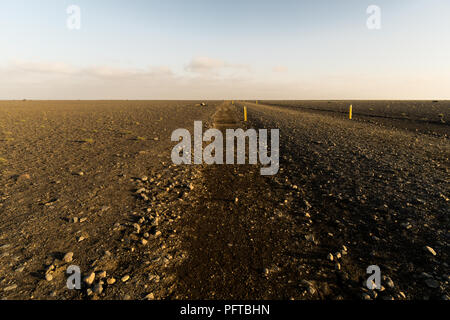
0, 100, 448, 300
0, 100, 217, 299
241, 101, 449, 300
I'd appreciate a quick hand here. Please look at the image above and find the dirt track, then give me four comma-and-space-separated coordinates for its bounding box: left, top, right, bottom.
0, 100, 448, 300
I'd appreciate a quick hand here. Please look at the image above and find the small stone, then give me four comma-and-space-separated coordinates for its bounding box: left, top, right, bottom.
143, 232, 150, 238
304, 200, 312, 210
93, 283, 103, 294
79, 217, 87, 223
77, 232, 89, 242
133, 223, 141, 234
63, 252, 74, 263
141, 239, 148, 245
302, 280, 316, 295
98, 271, 107, 279
425, 278, 440, 288
399, 291, 406, 299
144, 293, 155, 300
263, 268, 270, 276
401, 222, 412, 229
107, 278, 116, 285
84, 272, 95, 285
384, 277, 394, 288
45, 274, 53, 281
335, 252, 342, 259
335, 262, 341, 270
136, 188, 146, 194
46, 264, 55, 273
15, 266, 25, 273
17, 174, 31, 182
327, 253, 334, 261
141, 176, 148, 182
362, 293, 371, 300
307, 286, 316, 295
71, 217, 79, 223
154, 231, 162, 238
121, 275, 130, 282
425, 246, 437, 256
4, 284, 18, 292
44, 200, 57, 206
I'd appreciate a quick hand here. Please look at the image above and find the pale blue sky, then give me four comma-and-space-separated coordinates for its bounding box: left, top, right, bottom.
0, 0, 449, 99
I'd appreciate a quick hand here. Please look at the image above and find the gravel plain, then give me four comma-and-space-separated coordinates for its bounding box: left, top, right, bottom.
0, 100, 448, 300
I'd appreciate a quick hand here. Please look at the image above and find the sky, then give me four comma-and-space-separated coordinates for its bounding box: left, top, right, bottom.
0, 0, 449, 100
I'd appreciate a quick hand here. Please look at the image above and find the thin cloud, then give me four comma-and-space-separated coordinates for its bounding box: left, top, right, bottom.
186, 56, 251, 74
83, 65, 173, 79
8, 60, 174, 79
186, 57, 225, 72
272, 65, 288, 73
11, 59, 78, 75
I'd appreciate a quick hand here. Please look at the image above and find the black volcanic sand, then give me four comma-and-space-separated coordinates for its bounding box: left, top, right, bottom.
0, 100, 218, 299
175, 101, 448, 300
0, 100, 448, 300
260, 100, 449, 137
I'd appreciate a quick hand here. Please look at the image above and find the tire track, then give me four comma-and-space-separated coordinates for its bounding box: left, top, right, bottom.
174, 103, 305, 299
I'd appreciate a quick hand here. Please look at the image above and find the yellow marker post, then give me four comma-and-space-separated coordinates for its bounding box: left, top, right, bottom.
244, 106, 248, 122
256, 100, 258, 105
349, 104, 353, 120
232, 100, 234, 105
